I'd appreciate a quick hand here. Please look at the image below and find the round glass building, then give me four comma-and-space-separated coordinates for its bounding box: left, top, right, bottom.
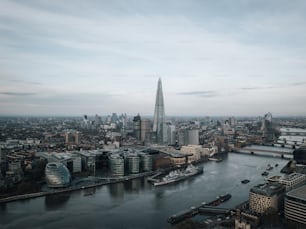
45, 162, 71, 188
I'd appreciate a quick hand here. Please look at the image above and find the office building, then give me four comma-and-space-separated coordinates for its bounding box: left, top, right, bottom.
167, 124, 176, 145
109, 154, 125, 176
187, 129, 199, 145
127, 154, 140, 174
133, 114, 141, 141
140, 153, 153, 172
0, 147, 6, 174
180, 145, 201, 163
293, 145, 306, 165
266, 173, 306, 191
285, 185, 306, 225
249, 183, 285, 214
153, 78, 167, 144
140, 119, 151, 143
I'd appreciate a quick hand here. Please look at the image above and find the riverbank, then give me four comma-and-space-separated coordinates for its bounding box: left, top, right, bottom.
0, 170, 156, 204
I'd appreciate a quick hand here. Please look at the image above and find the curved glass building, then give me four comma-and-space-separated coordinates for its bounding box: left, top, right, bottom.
45, 162, 71, 188
140, 154, 153, 172
127, 154, 140, 174
109, 154, 125, 176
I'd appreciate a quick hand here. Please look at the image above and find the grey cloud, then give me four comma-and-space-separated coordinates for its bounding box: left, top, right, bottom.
8, 79, 41, 85
291, 81, 306, 86
240, 87, 260, 90
0, 92, 36, 96
177, 90, 218, 97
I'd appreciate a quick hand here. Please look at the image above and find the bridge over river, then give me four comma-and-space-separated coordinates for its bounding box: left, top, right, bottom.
235, 145, 293, 157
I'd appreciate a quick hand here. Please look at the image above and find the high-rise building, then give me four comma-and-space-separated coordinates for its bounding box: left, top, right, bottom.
133, 114, 141, 141
153, 78, 167, 144
187, 129, 199, 145
0, 147, 6, 174
167, 124, 176, 145
140, 119, 151, 143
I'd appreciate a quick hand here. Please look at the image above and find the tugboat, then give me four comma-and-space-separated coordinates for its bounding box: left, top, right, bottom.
241, 179, 250, 184
153, 165, 203, 186
261, 171, 269, 176
266, 164, 273, 171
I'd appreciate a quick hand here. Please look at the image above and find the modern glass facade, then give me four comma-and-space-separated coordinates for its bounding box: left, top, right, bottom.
127, 155, 140, 174
153, 78, 167, 144
109, 154, 125, 176
140, 154, 153, 172
45, 162, 71, 188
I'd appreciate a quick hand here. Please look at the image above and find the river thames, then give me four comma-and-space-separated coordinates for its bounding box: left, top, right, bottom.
0, 152, 288, 229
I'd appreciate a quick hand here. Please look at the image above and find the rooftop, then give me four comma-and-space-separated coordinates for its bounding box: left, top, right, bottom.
250, 183, 285, 197
286, 185, 306, 201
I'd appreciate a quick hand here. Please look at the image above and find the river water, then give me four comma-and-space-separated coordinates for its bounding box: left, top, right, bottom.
0, 153, 288, 229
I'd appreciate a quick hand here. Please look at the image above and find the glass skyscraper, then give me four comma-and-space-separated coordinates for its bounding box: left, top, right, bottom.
153, 78, 167, 144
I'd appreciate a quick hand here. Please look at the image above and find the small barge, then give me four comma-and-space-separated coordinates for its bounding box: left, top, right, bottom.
167, 193, 232, 224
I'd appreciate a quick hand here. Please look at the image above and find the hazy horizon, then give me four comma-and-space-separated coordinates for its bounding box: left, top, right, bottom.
1, 0, 306, 116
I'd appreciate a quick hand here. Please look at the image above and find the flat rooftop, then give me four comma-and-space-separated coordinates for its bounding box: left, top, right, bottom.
286, 185, 306, 201
250, 183, 284, 197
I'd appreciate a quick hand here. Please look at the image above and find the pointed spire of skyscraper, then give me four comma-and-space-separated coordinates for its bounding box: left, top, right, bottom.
153, 78, 167, 143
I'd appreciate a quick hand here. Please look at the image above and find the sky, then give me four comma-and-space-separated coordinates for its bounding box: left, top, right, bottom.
1, 0, 306, 117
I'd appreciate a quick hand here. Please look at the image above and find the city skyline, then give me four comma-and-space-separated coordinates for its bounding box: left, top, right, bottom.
1, 1, 306, 116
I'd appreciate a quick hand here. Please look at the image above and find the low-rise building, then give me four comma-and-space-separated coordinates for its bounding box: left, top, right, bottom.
180, 145, 201, 163
266, 173, 306, 191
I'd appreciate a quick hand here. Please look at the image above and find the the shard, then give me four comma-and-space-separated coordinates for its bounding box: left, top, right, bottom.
153, 78, 167, 143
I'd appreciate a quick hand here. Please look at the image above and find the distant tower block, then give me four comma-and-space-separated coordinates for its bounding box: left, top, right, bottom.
153, 78, 167, 144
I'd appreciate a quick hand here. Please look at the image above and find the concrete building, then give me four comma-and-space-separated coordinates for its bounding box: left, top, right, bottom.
169, 153, 186, 166
153, 78, 167, 144
285, 185, 306, 225
187, 129, 199, 145
65, 131, 81, 145
202, 146, 218, 157
249, 183, 285, 214
266, 173, 306, 191
177, 129, 187, 146
180, 145, 202, 163
235, 219, 251, 229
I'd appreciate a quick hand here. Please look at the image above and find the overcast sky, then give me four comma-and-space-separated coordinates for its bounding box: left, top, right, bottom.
1, 0, 306, 117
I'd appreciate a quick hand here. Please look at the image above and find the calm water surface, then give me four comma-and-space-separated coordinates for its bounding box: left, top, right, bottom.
0, 153, 288, 229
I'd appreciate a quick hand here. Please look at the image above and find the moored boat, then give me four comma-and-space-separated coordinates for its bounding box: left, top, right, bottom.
153, 165, 203, 186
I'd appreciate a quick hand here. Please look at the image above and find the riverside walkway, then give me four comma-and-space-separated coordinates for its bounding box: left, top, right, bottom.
0, 171, 156, 204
